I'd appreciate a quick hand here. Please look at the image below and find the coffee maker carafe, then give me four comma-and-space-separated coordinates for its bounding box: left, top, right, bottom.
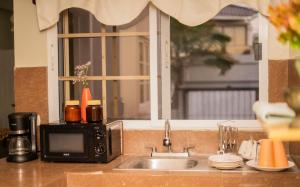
7, 112, 38, 162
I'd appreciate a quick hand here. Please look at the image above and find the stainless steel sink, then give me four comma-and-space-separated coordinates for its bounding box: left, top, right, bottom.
116, 157, 201, 171
134, 158, 197, 170
115, 156, 299, 172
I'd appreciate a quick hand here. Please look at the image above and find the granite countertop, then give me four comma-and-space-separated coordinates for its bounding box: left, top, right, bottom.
0, 155, 127, 187
1, 156, 300, 187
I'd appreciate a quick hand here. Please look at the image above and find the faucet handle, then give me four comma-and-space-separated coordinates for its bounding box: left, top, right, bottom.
145, 146, 157, 153
183, 146, 195, 155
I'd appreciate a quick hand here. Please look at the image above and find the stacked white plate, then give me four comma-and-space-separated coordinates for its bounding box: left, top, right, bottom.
208, 154, 243, 170
246, 160, 295, 172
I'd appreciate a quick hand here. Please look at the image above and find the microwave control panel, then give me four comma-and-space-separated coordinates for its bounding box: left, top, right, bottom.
93, 126, 106, 158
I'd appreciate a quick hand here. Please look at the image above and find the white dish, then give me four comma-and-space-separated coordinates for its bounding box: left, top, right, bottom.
210, 162, 242, 170
209, 160, 242, 166
246, 160, 295, 172
211, 162, 242, 166
209, 154, 243, 163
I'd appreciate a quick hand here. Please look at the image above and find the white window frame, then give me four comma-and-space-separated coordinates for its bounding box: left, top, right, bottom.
46, 5, 268, 131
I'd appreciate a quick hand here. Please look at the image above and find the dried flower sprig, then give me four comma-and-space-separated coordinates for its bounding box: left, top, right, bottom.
73, 61, 91, 88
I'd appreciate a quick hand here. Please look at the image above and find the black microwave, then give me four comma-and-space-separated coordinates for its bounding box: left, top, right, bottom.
40, 121, 122, 163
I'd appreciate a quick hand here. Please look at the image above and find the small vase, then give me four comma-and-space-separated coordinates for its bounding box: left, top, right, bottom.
81, 87, 92, 123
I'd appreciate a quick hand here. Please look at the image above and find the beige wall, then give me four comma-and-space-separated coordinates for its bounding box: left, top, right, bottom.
268, 22, 290, 60
14, 0, 47, 67
268, 22, 300, 60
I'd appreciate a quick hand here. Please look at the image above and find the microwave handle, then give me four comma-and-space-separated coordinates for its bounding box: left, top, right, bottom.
108, 128, 112, 156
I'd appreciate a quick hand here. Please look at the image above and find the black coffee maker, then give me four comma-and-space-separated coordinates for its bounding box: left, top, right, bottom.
7, 112, 38, 162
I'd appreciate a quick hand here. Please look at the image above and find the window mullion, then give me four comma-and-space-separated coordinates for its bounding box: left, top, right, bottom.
112, 26, 119, 119
258, 14, 268, 102
101, 25, 108, 123
58, 76, 150, 81
160, 13, 171, 119
149, 5, 159, 121
58, 32, 149, 38
47, 26, 59, 122
63, 10, 70, 101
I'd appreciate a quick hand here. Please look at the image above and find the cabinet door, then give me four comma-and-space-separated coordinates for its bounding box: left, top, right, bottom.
0, 50, 15, 128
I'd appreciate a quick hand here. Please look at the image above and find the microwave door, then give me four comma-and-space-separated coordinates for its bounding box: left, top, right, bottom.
42, 129, 90, 161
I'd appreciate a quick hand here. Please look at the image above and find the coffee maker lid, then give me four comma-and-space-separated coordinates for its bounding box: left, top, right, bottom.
8, 113, 32, 119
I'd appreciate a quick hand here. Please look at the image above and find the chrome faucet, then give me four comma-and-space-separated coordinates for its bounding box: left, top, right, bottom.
146, 120, 194, 157
163, 119, 172, 152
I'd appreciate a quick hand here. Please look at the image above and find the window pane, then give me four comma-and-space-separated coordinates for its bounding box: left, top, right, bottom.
58, 38, 102, 76
170, 4, 259, 120
105, 7, 149, 76
58, 8, 101, 34
106, 80, 150, 120
106, 36, 150, 76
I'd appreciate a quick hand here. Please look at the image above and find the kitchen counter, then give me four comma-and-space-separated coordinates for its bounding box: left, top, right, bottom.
1, 156, 300, 187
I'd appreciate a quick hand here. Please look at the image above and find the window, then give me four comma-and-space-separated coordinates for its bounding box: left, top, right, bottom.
57, 7, 151, 122
166, 4, 263, 121
49, 4, 268, 129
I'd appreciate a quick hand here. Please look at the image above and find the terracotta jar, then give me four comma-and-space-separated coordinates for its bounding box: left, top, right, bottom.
65, 100, 81, 124
86, 100, 103, 123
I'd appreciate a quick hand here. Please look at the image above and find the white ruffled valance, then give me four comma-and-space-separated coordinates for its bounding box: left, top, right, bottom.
36, 0, 273, 31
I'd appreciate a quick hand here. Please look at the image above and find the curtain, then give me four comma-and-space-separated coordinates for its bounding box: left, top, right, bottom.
36, 0, 273, 31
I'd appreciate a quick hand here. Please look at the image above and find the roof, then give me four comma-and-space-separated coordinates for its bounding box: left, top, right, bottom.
218, 5, 258, 17
214, 5, 258, 20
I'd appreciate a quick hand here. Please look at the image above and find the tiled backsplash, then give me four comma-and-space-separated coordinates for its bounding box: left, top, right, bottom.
268, 60, 289, 102
14, 67, 48, 124
268, 59, 300, 102
123, 130, 267, 155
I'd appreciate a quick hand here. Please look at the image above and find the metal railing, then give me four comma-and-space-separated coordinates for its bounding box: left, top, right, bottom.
185, 88, 258, 119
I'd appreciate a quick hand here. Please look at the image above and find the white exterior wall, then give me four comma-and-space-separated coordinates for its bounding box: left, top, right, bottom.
183, 63, 258, 82
247, 15, 259, 46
